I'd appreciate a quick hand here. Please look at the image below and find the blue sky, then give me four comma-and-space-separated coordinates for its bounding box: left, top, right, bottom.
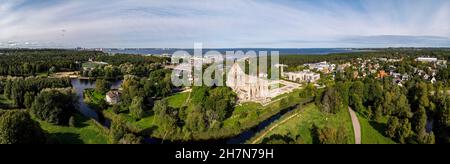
0, 0, 449, 48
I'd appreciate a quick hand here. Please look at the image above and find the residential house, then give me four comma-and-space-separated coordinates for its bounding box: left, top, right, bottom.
106, 90, 121, 105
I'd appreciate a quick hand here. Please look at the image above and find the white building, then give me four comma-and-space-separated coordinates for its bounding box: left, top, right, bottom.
416, 57, 438, 62
304, 61, 335, 73
431, 77, 437, 84
106, 90, 121, 105
284, 70, 320, 83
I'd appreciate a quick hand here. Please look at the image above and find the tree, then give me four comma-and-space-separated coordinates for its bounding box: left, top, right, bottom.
399, 118, 413, 144
0, 110, 47, 144
153, 100, 179, 137
147, 69, 174, 98
437, 96, 450, 127
261, 134, 296, 144
413, 106, 436, 144
69, 116, 76, 127
3, 79, 11, 99
319, 87, 342, 114
413, 106, 427, 135
386, 116, 400, 138
129, 97, 145, 120
30, 88, 78, 125
350, 93, 365, 113
374, 105, 383, 121
109, 117, 127, 144
97, 98, 109, 110
95, 79, 111, 94
185, 104, 207, 132
118, 133, 144, 144
111, 105, 121, 114
395, 94, 413, 119
300, 83, 316, 98
312, 124, 349, 144
204, 87, 237, 123
23, 92, 35, 109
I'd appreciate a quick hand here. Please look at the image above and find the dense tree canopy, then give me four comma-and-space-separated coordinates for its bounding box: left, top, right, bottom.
30, 88, 79, 125
129, 97, 146, 120
0, 110, 47, 144
0, 49, 167, 77
2, 77, 71, 108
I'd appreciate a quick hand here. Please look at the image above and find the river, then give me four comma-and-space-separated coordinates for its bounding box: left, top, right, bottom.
71, 78, 309, 144
145, 100, 310, 144
70, 79, 122, 127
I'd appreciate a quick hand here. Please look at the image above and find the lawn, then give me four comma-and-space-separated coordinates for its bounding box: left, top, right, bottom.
222, 89, 307, 130
357, 114, 396, 144
166, 92, 190, 108
83, 89, 106, 109
84, 89, 104, 103
36, 72, 49, 77
250, 103, 355, 144
102, 87, 311, 141
37, 115, 108, 144
103, 108, 157, 134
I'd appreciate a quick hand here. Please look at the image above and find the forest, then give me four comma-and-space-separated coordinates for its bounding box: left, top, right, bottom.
1, 48, 450, 144
0, 49, 168, 77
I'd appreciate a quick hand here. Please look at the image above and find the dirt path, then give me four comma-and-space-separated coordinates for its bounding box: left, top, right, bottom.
348, 107, 361, 144
251, 112, 301, 144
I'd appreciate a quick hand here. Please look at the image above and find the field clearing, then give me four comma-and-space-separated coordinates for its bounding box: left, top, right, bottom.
357, 114, 396, 144
251, 103, 355, 144
37, 115, 108, 144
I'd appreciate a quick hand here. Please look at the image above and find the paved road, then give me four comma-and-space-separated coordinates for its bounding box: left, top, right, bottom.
348, 107, 361, 144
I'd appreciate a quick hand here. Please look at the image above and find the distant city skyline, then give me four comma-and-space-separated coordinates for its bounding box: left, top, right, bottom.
0, 0, 449, 48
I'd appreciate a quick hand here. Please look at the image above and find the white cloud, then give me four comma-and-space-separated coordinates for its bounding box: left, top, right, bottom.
0, 0, 448, 48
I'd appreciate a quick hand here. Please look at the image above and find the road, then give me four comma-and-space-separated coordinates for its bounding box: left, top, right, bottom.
348, 107, 361, 144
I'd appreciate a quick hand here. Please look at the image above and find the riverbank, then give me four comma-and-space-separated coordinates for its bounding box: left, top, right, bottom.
102, 88, 312, 143
248, 103, 355, 144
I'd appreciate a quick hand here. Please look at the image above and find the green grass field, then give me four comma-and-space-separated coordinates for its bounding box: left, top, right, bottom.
251, 103, 355, 144
102, 88, 311, 141
84, 89, 104, 103
37, 115, 108, 144
36, 72, 49, 77
166, 92, 190, 108
83, 89, 106, 110
357, 114, 396, 144
222, 89, 307, 130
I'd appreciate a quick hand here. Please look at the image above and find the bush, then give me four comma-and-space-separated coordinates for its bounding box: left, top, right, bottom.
319, 87, 343, 114
129, 97, 145, 120
0, 110, 47, 144
30, 88, 78, 125
112, 105, 121, 114
312, 124, 349, 144
118, 133, 144, 144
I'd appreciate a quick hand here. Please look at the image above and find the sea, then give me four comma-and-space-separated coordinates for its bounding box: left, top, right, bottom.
103, 48, 362, 56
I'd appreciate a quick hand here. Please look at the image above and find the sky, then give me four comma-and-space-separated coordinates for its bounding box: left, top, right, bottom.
0, 0, 449, 48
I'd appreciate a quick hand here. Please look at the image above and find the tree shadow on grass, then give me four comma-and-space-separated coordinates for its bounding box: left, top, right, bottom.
72, 114, 90, 128
261, 134, 295, 144
51, 133, 83, 144
369, 121, 389, 137
139, 126, 157, 136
